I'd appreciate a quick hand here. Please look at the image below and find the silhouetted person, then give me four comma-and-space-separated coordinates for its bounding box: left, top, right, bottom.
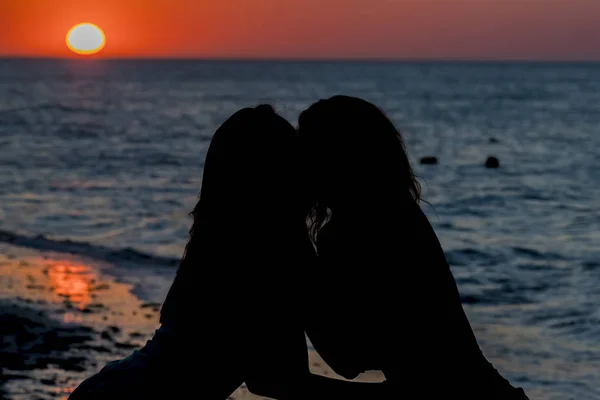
298, 95, 529, 400
69, 105, 389, 400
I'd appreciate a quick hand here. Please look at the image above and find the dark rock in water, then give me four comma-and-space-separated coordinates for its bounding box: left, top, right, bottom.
108, 325, 121, 334
485, 156, 500, 168
100, 330, 113, 340
489, 137, 499, 143
420, 156, 438, 165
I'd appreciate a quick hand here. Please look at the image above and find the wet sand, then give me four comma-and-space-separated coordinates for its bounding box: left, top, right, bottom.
0, 243, 383, 399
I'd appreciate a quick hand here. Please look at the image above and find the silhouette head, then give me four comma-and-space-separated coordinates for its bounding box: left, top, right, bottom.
160, 104, 312, 327
188, 104, 299, 255
162, 105, 299, 300
297, 95, 422, 242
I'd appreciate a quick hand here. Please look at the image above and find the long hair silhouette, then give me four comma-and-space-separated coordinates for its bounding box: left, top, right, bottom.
69, 105, 305, 400
297, 95, 528, 400
161, 104, 299, 326
298, 95, 422, 244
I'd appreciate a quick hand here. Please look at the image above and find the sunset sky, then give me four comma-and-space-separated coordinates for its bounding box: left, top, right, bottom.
0, 0, 599, 60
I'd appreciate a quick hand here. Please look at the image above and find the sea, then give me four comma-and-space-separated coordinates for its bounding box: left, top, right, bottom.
1, 59, 599, 399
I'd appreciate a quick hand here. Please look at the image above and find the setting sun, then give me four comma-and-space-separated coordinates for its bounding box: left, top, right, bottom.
66, 23, 106, 55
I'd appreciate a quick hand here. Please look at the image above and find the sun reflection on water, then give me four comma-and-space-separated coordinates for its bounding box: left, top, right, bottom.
59, 385, 76, 400
47, 261, 95, 309
0, 247, 165, 400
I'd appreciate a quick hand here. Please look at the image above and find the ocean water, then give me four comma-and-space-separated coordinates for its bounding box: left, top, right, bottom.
1, 59, 600, 399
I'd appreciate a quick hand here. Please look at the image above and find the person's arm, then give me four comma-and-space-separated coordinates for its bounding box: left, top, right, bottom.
241, 287, 389, 400
240, 218, 390, 399
247, 371, 390, 400
415, 205, 528, 399
445, 266, 529, 399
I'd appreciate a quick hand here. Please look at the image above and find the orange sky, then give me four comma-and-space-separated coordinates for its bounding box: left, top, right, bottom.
0, 0, 599, 60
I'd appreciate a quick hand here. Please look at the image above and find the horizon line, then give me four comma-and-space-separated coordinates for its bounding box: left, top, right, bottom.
1, 55, 600, 64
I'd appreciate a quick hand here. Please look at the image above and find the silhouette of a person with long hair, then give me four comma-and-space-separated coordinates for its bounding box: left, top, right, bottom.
69, 105, 389, 400
298, 95, 529, 400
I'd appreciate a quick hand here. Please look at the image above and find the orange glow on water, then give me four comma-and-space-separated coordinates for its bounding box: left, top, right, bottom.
47, 261, 94, 309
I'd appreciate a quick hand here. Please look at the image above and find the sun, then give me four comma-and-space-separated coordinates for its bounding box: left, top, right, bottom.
66, 23, 106, 55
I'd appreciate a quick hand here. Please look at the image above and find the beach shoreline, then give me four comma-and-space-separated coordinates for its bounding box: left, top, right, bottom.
0, 242, 383, 400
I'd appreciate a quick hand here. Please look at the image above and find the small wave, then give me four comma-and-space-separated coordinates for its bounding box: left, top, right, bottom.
36, 102, 107, 115
54, 124, 102, 138
0, 102, 103, 118
0, 230, 180, 268
512, 246, 566, 261
459, 289, 531, 306
520, 191, 554, 201
445, 248, 502, 267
